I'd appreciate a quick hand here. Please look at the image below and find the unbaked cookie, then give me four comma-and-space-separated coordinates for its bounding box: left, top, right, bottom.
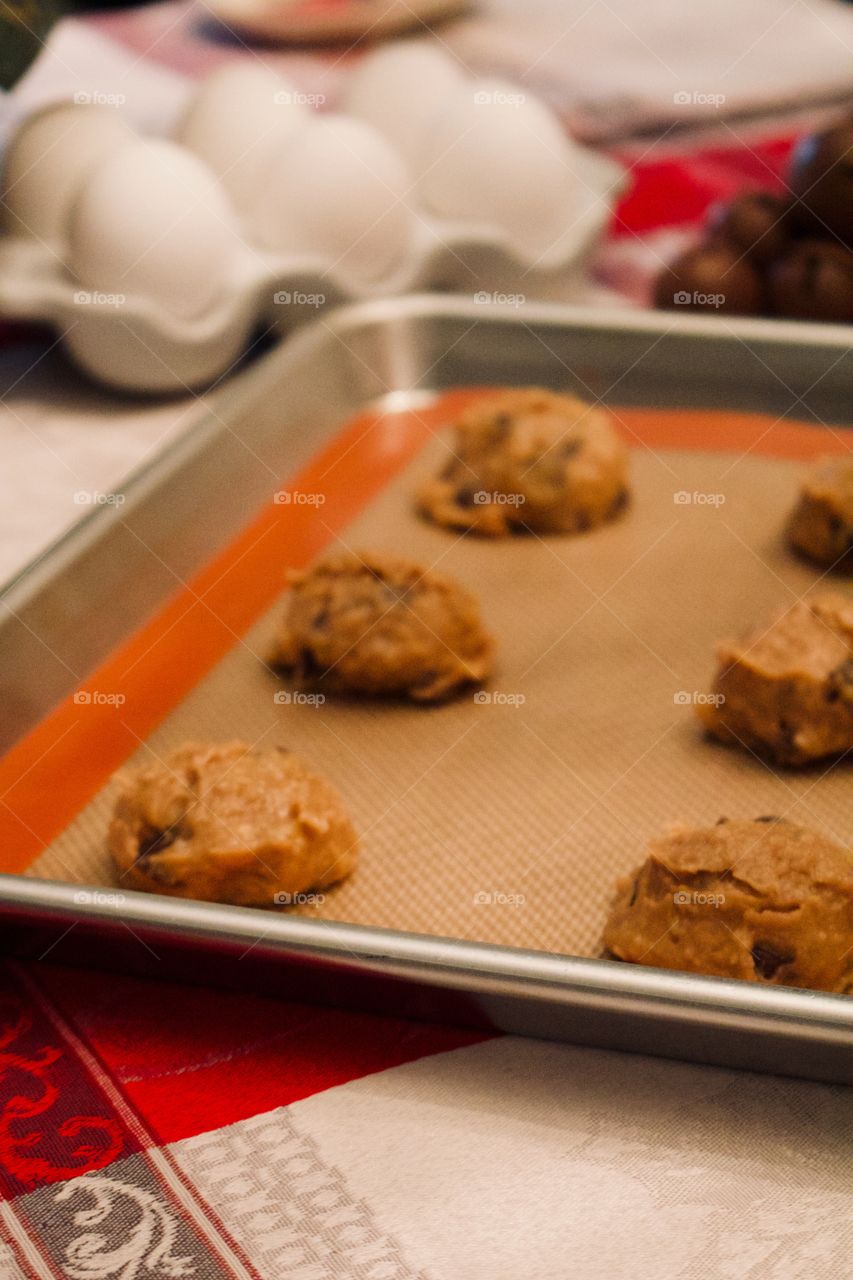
787, 455, 853, 570
603, 817, 853, 993
271, 551, 494, 702
109, 740, 358, 906
417, 387, 629, 536
698, 592, 853, 766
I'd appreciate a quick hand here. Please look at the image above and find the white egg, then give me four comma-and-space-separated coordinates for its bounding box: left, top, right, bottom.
1, 101, 134, 244
69, 139, 242, 318
176, 63, 309, 214
256, 115, 412, 284
342, 40, 464, 161
418, 80, 583, 259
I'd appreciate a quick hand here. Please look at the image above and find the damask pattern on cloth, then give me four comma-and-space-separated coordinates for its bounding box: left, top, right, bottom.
0, 961, 480, 1278
0, 984, 135, 1199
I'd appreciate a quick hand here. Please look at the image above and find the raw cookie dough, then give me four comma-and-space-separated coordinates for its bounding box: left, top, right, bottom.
109, 741, 358, 906
417, 387, 629, 536
698, 592, 853, 766
787, 455, 853, 570
603, 817, 853, 993
271, 551, 494, 702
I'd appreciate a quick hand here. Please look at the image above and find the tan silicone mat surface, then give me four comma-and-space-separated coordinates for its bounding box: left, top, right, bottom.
27, 436, 853, 959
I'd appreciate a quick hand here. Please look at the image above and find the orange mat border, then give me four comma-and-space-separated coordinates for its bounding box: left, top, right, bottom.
0, 396, 847, 876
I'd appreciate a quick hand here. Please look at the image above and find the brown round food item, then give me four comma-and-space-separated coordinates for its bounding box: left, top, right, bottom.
417, 387, 629, 537
788, 119, 853, 244
109, 740, 358, 906
271, 550, 494, 702
652, 240, 764, 315
767, 239, 853, 322
603, 817, 853, 993
706, 191, 792, 265
698, 592, 853, 766
787, 455, 853, 570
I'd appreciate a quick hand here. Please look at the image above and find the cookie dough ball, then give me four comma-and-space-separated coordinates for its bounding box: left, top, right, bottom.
271, 551, 494, 702
603, 818, 853, 993
788, 456, 853, 570
109, 741, 358, 906
698, 593, 853, 766
417, 388, 629, 537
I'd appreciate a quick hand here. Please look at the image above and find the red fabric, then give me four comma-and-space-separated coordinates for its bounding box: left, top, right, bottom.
3, 963, 489, 1158
0, 971, 138, 1198
610, 133, 798, 235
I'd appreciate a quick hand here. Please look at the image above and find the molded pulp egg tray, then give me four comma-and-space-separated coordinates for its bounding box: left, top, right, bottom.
0, 49, 626, 392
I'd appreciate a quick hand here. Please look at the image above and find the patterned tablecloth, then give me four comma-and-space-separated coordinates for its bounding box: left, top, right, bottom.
1, 6, 851, 1277
1, 960, 851, 1279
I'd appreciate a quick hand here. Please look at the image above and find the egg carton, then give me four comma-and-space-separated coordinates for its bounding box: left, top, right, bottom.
0, 173, 622, 394
0, 50, 626, 394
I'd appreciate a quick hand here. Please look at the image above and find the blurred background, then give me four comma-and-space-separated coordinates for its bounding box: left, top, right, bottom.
2, 0, 853, 582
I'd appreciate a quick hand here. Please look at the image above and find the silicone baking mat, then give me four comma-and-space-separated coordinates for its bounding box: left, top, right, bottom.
3, 395, 851, 961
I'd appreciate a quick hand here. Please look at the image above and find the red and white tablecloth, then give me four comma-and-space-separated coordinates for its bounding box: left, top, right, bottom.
1, 960, 850, 1278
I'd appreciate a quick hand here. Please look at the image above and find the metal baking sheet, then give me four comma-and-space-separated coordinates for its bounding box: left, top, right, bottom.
0, 296, 851, 1084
